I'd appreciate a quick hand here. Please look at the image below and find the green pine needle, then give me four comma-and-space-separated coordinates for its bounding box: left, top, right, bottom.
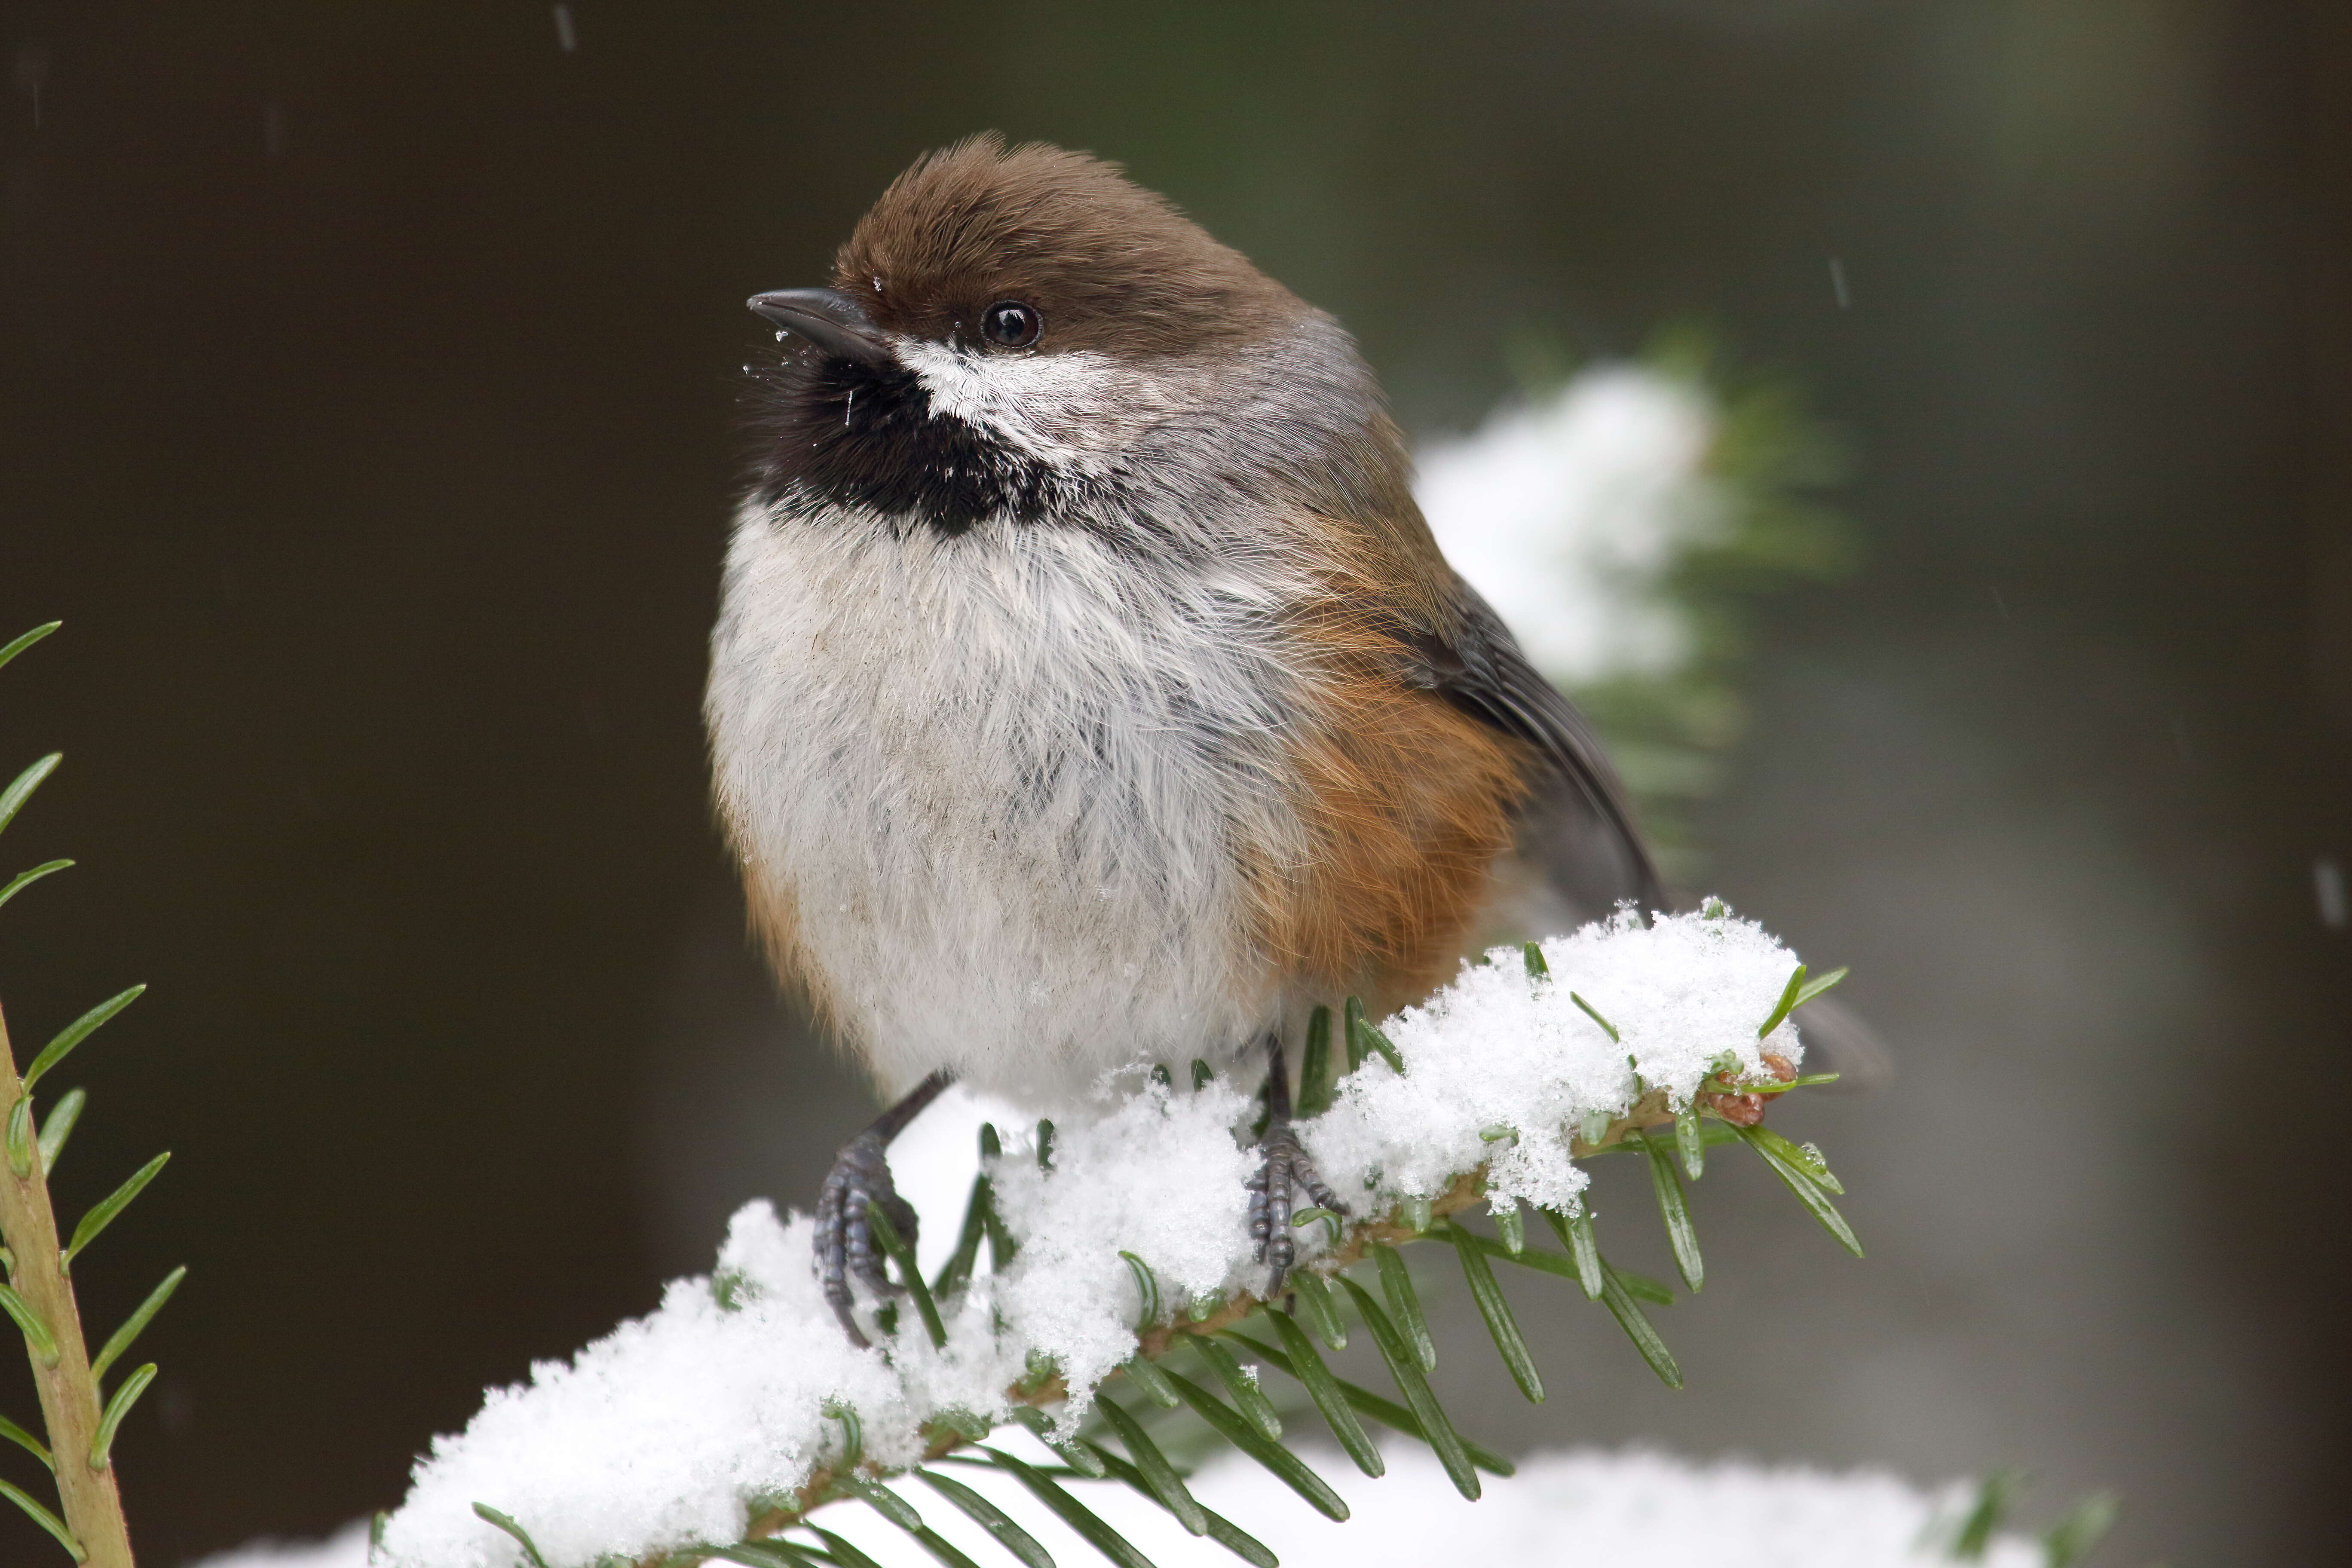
1951, 1468, 2021, 1559
935, 1121, 1005, 1297
90, 1264, 187, 1385
1161, 1367, 1349, 1522
1119, 1352, 1182, 1410
0, 622, 62, 677
472, 1504, 553, 1568
1733, 1124, 1864, 1256
35, 1089, 85, 1177
22, 986, 145, 1095
1455, 1224, 1683, 1381
0, 754, 63, 842
704, 1543, 824, 1568
1341, 996, 1369, 1071
1189, 1335, 1283, 1441
1084, 1447, 1279, 1568
1756, 964, 1807, 1038
1230, 1314, 1384, 1477
911, 1525, 988, 1568
980, 1448, 1155, 1568
839, 1474, 923, 1532
1674, 1104, 1706, 1179
810, 1525, 894, 1568
88, 1361, 156, 1470
0, 1411, 52, 1471
822, 1401, 867, 1472
1792, 965, 1849, 1011
2042, 1491, 2120, 1568
0, 1475, 82, 1561
931, 1174, 992, 1301
0, 859, 73, 916
1463, 1225, 1618, 1294
1118, 1252, 1162, 1332
1741, 1124, 1845, 1192
1598, 1262, 1682, 1389
1231, 1328, 1513, 1476
1733, 1072, 1843, 1098
1568, 991, 1620, 1042
61, 1150, 172, 1274
928, 1407, 991, 1445
1612, 1266, 1675, 1306
1297, 1006, 1335, 1117
1371, 1243, 1436, 1372
1095, 1394, 1210, 1534
884, 1495, 992, 1568
1636, 1132, 1706, 1292
1007, 1406, 1106, 1478
1445, 1223, 1544, 1402
919, 1469, 1056, 1568
1542, 1206, 1606, 1300
5, 1098, 31, 1179
982, 1202, 1018, 1275
1285, 1269, 1348, 1350
1343, 997, 1403, 1072
864, 1206, 946, 1350
1335, 1277, 1480, 1501
0, 1282, 61, 1367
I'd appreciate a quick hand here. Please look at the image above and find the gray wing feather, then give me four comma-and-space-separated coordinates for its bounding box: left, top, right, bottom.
1409, 582, 1667, 915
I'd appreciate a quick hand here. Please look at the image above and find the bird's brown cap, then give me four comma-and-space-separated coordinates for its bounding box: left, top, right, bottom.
833, 133, 1306, 358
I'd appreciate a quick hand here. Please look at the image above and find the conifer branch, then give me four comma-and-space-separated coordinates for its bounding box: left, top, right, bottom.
670, 1077, 1838, 1568
0, 624, 180, 1568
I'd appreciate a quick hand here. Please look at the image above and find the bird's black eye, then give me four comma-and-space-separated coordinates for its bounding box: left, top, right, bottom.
981, 301, 1042, 349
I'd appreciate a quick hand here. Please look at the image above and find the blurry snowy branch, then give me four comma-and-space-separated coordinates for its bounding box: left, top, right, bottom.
1421, 335, 1853, 875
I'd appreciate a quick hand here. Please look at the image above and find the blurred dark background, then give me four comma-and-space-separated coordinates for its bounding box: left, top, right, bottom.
3, 3, 2348, 1563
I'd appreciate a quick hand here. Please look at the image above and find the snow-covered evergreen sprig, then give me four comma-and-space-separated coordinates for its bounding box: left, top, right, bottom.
377, 908, 1882, 1568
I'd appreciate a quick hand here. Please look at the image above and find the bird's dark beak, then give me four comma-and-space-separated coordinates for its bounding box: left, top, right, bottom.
747, 288, 891, 367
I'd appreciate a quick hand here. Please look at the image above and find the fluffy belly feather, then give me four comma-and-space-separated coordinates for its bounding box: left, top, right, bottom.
706, 503, 1311, 1103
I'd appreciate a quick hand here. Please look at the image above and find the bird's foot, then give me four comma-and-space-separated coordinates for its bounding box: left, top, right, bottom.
1246, 1119, 1347, 1298
816, 1129, 919, 1349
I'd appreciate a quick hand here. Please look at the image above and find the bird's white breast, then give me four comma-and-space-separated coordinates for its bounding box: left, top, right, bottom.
706, 502, 1311, 1104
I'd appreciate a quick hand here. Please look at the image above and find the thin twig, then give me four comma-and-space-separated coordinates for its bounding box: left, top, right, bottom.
0, 999, 138, 1567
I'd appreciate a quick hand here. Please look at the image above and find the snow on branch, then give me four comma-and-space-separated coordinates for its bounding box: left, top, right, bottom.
1420, 365, 1724, 688
211, 1448, 2068, 1568
374, 907, 1851, 1568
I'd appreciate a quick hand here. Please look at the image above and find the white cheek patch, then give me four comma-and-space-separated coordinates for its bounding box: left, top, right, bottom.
892, 338, 1129, 468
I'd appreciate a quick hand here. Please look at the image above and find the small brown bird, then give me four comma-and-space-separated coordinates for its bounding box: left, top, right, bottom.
707, 135, 1660, 1343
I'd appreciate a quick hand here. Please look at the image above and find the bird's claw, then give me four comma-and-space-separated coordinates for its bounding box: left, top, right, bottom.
1247, 1121, 1346, 1297
816, 1129, 919, 1348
